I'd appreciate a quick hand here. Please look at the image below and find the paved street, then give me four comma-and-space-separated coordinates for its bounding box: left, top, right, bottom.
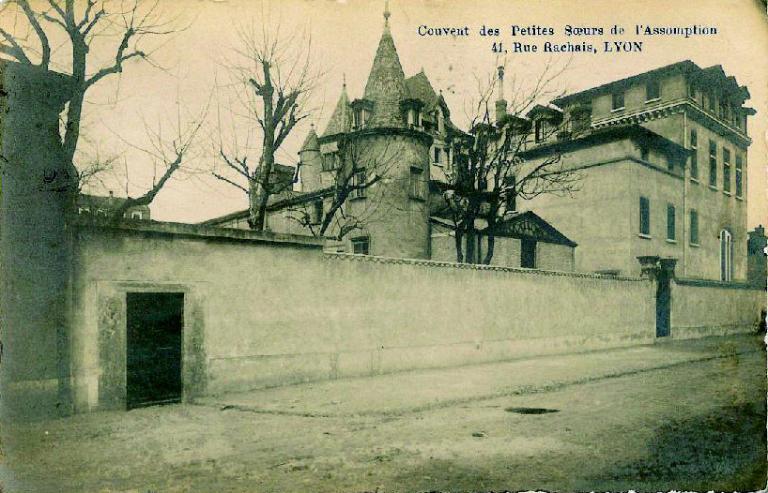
2, 335, 765, 492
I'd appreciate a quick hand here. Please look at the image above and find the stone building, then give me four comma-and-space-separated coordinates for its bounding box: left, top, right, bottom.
520, 60, 755, 279
206, 10, 755, 281
77, 192, 151, 221
204, 6, 577, 270
747, 225, 767, 286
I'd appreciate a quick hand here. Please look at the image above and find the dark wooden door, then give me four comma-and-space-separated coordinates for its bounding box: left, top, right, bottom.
126, 292, 183, 409
521, 239, 536, 268
656, 275, 671, 337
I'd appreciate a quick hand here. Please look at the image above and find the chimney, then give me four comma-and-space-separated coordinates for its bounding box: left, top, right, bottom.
495, 65, 507, 124
108, 190, 114, 198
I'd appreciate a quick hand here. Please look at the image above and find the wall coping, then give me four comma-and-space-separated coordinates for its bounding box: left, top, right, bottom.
324, 253, 647, 282
75, 219, 325, 249
674, 277, 765, 291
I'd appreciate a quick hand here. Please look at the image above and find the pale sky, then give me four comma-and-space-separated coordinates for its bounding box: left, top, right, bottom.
8, 0, 768, 227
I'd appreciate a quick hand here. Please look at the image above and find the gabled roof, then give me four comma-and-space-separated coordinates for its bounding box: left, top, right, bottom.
363, 26, 407, 127
525, 104, 563, 119
429, 211, 577, 247
322, 85, 353, 137
491, 211, 577, 247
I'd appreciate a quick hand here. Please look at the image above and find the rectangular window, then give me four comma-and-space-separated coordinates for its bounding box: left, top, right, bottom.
611, 92, 625, 111
723, 148, 731, 193
708, 93, 716, 112
433, 147, 442, 164
311, 200, 323, 225
645, 80, 661, 101
639, 196, 650, 236
322, 152, 339, 172
409, 167, 426, 200
708, 140, 717, 187
689, 129, 698, 179
351, 168, 367, 199
687, 82, 696, 99
534, 120, 544, 142
521, 239, 536, 268
689, 209, 699, 245
735, 155, 743, 197
666, 204, 676, 241
351, 236, 370, 255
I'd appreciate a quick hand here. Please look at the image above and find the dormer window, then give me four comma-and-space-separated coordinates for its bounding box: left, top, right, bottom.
351, 99, 373, 130
353, 108, 367, 129
407, 108, 420, 128
400, 99, 425, 130
645, 80, 661, 102
534, 119, 545, 142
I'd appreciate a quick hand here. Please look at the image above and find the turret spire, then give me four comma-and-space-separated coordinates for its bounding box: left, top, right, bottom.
384, 0, 391, 28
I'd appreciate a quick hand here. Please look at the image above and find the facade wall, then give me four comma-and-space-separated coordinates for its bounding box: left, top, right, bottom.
589, 73, 687, 122
522, 157, 634, 275
670, 280, 765, 339
71, 225, 654, 413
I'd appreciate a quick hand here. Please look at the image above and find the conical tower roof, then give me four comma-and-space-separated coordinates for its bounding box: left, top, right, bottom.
300, 125, 319, 152
363, 13, 407, 128
321, 84, 353, 138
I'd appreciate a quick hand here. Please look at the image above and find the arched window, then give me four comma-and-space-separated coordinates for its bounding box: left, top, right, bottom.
719, 229, 733, 281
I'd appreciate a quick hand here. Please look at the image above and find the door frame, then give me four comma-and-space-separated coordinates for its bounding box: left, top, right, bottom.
96, 282, 206, 411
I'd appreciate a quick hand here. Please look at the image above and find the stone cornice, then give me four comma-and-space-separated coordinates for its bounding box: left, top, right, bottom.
591, 98, 752, 148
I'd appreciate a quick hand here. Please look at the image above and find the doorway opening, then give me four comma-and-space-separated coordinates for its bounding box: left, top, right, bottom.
126, 292, 184, 409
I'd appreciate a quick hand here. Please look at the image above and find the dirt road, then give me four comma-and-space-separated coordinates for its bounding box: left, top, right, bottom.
2, 335, 765, 492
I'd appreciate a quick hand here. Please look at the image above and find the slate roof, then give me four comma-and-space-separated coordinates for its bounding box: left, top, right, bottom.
405, 70, 439, 111
321, 85, 353, 138
363, 25, 408, 127
301, 125, 319, 152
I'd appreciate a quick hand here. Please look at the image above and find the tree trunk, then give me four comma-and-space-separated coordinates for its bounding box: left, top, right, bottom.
454, 228, 464, 263
482, 234, 495, 265
465, 229, 476, 264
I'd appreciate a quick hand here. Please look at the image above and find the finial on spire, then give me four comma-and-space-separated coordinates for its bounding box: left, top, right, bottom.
342, 73, 346, 88
497, 65, 505, 101
383, 0, 391, 27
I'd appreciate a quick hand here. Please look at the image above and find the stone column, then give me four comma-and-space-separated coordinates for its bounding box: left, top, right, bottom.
637, 255, 661, 281
0, 61, 75, 419
659, 258, 678, 279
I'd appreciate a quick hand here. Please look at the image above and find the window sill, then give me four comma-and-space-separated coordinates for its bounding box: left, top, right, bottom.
645, 98, 661, 104
690, 177, 700, 184
723, 190, 732, 196
638, 233, 652, 240
735, 195, 744, 201
708, 185, 718, 191
689, 242, 700, 248
611, 107, 625, 113
666, 238, 677, 244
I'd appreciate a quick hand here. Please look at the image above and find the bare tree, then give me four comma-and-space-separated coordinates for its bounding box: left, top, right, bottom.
0, 0, 179, 205
107, 104, 208, 222
213, 18, 320, 231
440, 62, 583, 264
282, 136, 399, 241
